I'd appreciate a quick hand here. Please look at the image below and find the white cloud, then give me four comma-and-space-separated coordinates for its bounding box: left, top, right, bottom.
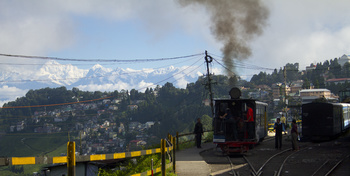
0, 86, 28, 106
136, 80, 155, 92
250, 0, 350, 74
0, 1, 76, 54
76, 80, 155, 93
77, 83, 128, 92
1, 0, 349, 80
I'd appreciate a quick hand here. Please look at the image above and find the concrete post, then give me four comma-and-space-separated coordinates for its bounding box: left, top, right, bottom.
161, 139, 166, 176
67, 141, 76, 176
172, 135, 176, 173
176, 132, 179, 150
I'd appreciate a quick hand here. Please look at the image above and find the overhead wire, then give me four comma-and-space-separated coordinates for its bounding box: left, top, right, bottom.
136, 56, 204, 92
0, 53, 202, 140
0, 57, 207, 137
0, 53, 204, 62
209, 52, 304, 72
0, 54, 202, 84
209, 52, 346, 73
0, 53, 202, 67
0, 55, 206, 109
1, 55, 208, 140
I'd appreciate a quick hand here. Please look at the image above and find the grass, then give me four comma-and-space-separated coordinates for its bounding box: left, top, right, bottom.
0, 133, 67, 157
0, 131, 213, 176
0, 133, 69, 176
177, 131, 213, 150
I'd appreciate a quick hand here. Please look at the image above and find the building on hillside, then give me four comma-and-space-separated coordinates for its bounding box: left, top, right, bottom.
129, 140, 147, 148
102, 99, 111, 104
272, 83, 290, 100
306, 64, 316, 72
300, 89, 331, 97
128, 105, 138, 110
290, 80, 303, 94
54, 117, 64, 122
109, 105, 118, 110
145, 121, 155, 128
299, 89, 337, 104
16, 121, 25, 131
248, 90, 269, 100
129, 122, 141, 131
112, 99, 121, 104
325, 78, 350, 85
339, 54, 350, 66
118, 123, 125, 134
109, 132, 117, 139
202, 99, 210, 106
135, 100, 145, 104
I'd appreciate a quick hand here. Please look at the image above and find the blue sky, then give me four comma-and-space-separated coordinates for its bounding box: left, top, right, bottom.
1, 0, 350, 78
51, 15, 210, 70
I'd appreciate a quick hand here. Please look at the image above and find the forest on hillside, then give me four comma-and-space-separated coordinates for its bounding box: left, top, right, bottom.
1, 57, 350, 138
0, 75, 240, 139
249, 58, 350, 94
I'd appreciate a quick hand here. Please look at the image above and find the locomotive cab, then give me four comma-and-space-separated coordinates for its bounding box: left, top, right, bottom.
213, 88, 268, 153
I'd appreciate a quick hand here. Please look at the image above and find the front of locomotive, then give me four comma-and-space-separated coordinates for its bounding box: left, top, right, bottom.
213, 88, 258, 153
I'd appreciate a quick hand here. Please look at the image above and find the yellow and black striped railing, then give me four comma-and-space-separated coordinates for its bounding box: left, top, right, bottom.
0, 134, 176, 176
0, 147, 174, 166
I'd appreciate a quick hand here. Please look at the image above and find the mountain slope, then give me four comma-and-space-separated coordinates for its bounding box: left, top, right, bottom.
0, 61, 202, 105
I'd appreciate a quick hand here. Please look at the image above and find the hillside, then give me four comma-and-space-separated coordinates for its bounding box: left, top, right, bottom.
0, 57, 349, 175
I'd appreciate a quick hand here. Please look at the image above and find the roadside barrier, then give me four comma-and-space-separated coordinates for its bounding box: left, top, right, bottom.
0, 135, 177, 176
175, 130, 212, 150
0, 131, 213, 176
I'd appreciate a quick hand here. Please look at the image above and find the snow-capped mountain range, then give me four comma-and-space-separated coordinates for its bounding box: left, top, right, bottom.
0, 60, 203, 105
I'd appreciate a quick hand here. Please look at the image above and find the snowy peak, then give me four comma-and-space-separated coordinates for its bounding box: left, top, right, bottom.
0, 63, 203, 103
37, 60, 88, 85
87, 64, 112, 76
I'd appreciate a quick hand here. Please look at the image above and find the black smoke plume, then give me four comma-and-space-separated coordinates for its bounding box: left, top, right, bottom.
178, 0, 269, 81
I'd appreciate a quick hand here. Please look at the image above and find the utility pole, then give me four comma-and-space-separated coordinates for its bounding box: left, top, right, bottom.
283, 66, 287, 116
205, 51, 214, 117
80, 131, 82, 155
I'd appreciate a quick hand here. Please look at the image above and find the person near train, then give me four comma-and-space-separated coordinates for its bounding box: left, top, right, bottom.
224, 108, 239, 141
281, 114, 287, 134
291, 119, 299, 151
194, 118, 203, 148
245, 104, 254, 140
274, 118, 283, 149
217, 105, 227, 133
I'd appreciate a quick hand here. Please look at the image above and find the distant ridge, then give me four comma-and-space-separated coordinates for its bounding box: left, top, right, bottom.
0, 61, 202, 105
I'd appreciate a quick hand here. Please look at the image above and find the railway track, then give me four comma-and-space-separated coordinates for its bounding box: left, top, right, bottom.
244, 148, 299, 176
311, 154, 349, 176
204, 134, 350, 176
243, 140, 350, 176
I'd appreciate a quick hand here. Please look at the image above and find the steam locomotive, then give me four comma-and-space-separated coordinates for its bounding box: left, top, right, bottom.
213, 88, 268, 153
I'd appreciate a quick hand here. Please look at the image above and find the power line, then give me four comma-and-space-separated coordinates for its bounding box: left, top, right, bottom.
0, 53, 204, 62
0, 56, 205, 109
0, 96, 113, 109
136, 56, 204, 92
0, 55, 202, 84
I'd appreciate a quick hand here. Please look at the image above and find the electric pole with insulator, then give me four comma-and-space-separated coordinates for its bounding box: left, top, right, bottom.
205, 51, 214, 117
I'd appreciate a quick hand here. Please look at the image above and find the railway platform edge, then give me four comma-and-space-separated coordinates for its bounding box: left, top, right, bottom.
175, 142, 216, 176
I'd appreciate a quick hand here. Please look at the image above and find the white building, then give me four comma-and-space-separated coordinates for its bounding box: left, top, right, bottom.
299, 89, 336, 104
339, 54, 350, 66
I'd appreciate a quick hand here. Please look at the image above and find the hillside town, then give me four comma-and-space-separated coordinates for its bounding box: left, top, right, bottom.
8, 98, 157, 155
3, 54, 350, 156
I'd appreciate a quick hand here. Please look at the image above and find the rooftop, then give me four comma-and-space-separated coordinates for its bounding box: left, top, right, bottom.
300, 89, 330, 93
